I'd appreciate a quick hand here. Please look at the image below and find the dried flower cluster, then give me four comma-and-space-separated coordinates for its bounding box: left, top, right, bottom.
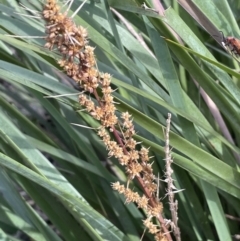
42, 1, 174, 240
164, 114, 181, 241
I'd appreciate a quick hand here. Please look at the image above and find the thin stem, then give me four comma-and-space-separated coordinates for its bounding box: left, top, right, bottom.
71, 0, 88, 19
110, 7, 156, 58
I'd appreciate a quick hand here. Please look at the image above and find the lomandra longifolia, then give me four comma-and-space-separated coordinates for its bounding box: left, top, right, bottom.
41, 1, 179, 240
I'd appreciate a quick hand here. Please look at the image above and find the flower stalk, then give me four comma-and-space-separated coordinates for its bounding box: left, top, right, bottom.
164, 113, 181, 241
41, 1, 177, 240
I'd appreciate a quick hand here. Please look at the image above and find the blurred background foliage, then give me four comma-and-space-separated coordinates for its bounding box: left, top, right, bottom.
0, 0, 240, 240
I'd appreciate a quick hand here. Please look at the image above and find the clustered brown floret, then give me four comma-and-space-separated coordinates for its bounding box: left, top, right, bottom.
42, 1, 170, 240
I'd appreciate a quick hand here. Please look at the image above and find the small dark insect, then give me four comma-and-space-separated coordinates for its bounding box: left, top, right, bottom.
219, 31, 240, 57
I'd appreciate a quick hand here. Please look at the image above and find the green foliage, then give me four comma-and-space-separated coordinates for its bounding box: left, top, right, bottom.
0, 0, 239, 240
